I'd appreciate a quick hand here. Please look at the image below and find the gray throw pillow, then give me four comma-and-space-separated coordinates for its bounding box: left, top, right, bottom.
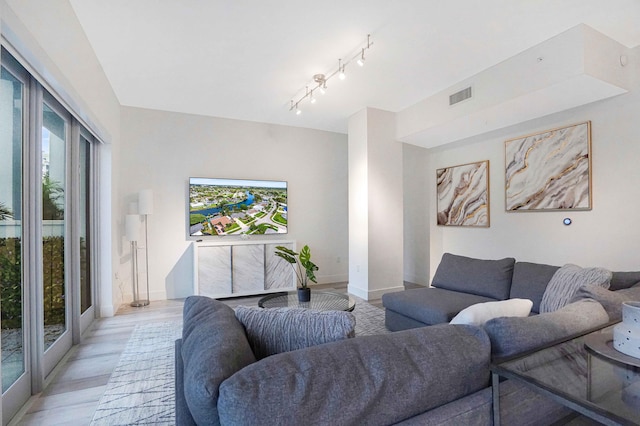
571, 284, 640, 322
235, 306, 356, 359
539, 264, 612, 313
431, 253, 516, 300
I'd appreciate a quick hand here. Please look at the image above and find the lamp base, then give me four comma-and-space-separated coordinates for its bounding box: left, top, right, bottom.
130, 300, 150, 308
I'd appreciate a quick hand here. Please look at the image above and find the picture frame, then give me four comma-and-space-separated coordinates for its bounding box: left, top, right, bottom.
436, 160, 490, 227
505, 121, 591, 212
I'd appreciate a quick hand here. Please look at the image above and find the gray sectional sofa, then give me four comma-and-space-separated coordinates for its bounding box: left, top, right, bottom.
382, 253, 640, 331
177, 296, 498, 425
175, 253, 640, 426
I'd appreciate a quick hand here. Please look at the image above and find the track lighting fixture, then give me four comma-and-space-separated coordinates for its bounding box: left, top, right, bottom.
314, 74, 327, 95
289, 34, 373, 114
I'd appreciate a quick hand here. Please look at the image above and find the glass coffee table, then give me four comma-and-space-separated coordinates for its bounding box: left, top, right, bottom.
492, 323, 640, 426
258, 291, 355, 312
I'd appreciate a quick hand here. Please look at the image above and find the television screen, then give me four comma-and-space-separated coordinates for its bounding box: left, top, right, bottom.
189, 177, 288, 236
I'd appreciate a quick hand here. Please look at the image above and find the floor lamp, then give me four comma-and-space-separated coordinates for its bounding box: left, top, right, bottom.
138, 189, 153, 306
125, 214, 148, 307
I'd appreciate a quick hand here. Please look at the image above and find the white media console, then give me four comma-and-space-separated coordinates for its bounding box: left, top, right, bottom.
193, 240, 296, 298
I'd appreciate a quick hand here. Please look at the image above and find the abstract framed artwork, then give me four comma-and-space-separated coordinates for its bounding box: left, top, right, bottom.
436, 160, 490, 227
505, 121, 592, 212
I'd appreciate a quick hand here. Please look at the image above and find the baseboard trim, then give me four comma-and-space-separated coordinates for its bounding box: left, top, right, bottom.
403, 274, 428, 287
347, 284, 404, 301
100, 305, 115, 318
318, 273, 348, 284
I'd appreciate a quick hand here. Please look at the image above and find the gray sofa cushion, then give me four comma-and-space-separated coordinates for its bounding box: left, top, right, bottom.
610, 271, 640, 291
539, 264, 612, 313
509, 262, 559, 313
181, 296, 256, 426
385, 309, 431, 331
484, 299, 609, 361
218, 324, 491, 426
383, 287, 496, 326
431, 253, 515, 300
234, 306, 356, 359
571, 284, 640, 322
175, 338, 197, 426
397, 387, 492, 425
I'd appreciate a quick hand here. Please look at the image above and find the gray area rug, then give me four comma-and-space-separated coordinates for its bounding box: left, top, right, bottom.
90, 298, 388, 425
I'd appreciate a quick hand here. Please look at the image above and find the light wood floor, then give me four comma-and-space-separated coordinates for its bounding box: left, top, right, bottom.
9, 282, 390, 425
11, 299, 184, 425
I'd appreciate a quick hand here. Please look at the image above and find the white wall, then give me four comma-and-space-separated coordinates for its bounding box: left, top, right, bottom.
348, 108, 404, 300
403, 143, 430, 285
118, 107, 349, 301
425, 46, 640, 277
347, 109, 369, 293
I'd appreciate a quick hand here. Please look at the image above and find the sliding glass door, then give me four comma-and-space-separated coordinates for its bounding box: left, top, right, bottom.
0, 54, 30, 421
78, 131, 95, 335
41, 95, 72, 376
1, 47, 98, 424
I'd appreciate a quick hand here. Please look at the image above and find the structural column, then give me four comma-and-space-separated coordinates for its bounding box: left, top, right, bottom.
348, 108, 404, 300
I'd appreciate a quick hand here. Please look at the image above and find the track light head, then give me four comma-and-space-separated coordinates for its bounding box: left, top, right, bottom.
357, 48, 365, 67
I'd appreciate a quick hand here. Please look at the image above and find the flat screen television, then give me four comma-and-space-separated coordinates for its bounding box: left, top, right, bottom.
189, 177, 288, 237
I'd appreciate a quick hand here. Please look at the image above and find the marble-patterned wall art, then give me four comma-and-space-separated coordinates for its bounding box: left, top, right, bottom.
436, 160, 490, 227
505, 121, 591, 211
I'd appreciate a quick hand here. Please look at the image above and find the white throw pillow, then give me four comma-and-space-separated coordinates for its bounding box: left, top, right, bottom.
539, 264, 612, 313
450, 299, 533, 326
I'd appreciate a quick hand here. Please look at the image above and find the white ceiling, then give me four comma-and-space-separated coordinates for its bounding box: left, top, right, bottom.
68, 0, 640, 134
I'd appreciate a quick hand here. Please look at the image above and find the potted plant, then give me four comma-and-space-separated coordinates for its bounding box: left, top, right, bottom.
274, 245, 318, 302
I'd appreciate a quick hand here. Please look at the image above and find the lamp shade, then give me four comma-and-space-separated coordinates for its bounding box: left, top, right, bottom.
128, 201, 138, 215
138, 189, 153, 215
125, 214, 140, 241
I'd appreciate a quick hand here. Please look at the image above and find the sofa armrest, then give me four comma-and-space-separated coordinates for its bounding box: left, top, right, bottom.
174, 338, 197, 426
484, 299, 609, 361
181, 296, 256, 425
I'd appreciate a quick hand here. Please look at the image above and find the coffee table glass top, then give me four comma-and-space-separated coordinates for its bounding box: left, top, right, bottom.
493, 324, 640, 425
258, 291, 355, 312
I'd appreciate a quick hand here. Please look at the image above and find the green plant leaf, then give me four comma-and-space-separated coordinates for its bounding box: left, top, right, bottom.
299, 245, 311, 266
305, 260, 318, 283
275, 246, 298, 257
274, 252, 296, 264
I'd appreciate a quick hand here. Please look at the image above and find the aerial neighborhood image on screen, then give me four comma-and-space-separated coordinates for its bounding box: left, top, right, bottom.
189, 177, 288, 236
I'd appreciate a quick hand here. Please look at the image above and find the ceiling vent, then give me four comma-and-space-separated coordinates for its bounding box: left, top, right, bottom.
449, 86, 472, 106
